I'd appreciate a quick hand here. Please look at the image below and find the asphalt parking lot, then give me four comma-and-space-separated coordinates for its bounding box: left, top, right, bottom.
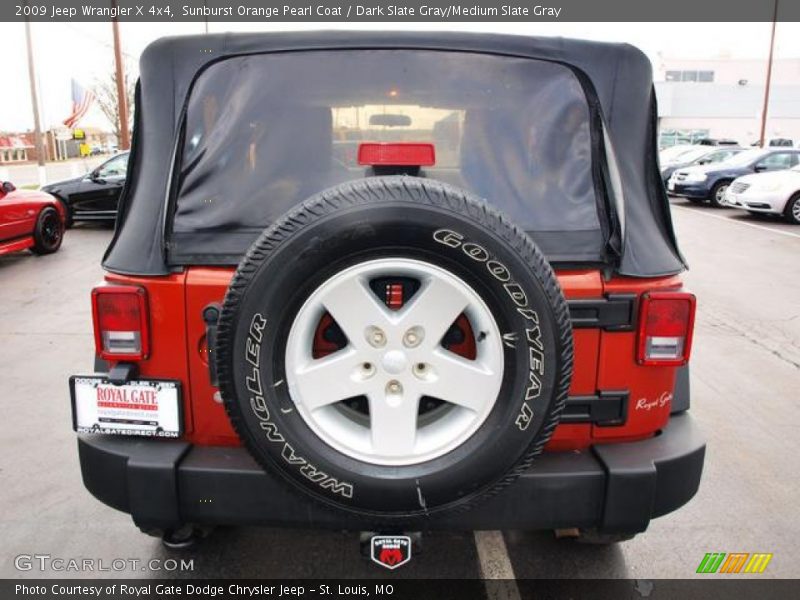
1, 199, 798, 582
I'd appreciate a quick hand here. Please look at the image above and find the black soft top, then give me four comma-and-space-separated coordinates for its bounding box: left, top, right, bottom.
104, 31, 686, 278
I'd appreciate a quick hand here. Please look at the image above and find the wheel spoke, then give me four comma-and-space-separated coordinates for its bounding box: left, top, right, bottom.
398, 276, 470, 347
321, 275, 392, 348
289, 348, 363, 411
422, 349, 501, 412
369, 391, 419, 457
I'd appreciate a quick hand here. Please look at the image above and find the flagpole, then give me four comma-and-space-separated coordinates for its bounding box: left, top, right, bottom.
111, 0, 131, 150
24, 17, 47, 185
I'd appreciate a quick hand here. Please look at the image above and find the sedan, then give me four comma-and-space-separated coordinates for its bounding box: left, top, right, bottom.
667, 148, 800, 207
41, 152, 128, 227
725, 165, 800, 224
660, 145, 743, 185
0, 181, 65, 256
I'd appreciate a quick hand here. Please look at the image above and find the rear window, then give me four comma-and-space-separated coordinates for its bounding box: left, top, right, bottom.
171, 50, 603, 264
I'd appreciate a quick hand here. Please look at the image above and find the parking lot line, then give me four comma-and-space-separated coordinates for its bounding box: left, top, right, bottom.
672, 205, 800, 240
474, 530, 521, 599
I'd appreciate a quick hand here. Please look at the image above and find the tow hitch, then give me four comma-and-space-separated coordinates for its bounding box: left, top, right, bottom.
361, 532, 420, 570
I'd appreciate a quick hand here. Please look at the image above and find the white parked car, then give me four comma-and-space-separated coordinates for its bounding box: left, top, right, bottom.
725, 164, 800, 224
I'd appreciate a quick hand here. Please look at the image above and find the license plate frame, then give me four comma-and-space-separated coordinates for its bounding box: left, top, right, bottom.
69, 376, 182, 438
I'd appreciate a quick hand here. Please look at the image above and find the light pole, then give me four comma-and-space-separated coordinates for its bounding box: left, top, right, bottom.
24, 19, 47, 184
111, 0, 131, 150
759, 0, 779, 147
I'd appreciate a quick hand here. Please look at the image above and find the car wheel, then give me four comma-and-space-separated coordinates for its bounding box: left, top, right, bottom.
784, 193, 800, 225
708, 181, 731, 208
215, 176, 574, 520
31, 206, 64, 255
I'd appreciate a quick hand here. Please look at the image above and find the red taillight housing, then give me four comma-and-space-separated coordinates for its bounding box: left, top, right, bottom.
357, 142, 436, 167
637, 291, 696, 366
91, 285, 149, 361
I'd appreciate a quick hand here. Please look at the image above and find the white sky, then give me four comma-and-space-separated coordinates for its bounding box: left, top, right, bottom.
1, 21, 799, 131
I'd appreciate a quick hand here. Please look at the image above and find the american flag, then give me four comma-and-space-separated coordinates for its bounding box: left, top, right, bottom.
63, 79, 95, 129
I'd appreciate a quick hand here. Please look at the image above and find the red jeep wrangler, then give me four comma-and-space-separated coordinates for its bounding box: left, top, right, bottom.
71, 32, 704, 549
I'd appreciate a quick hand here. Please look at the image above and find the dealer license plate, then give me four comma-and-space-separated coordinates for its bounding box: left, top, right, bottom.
70, 376, 182, 438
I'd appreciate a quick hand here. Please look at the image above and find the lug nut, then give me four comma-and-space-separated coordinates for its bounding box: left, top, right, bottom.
386, 380, 403, 407
387, 380, 403, 394
366, 327, 386, 348
413, 363, 432, 380
403, 326, 424, 348
354, 362, 376, 382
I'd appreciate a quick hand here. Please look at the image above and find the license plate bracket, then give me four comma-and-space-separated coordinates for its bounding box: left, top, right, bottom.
70, 376, 182, 438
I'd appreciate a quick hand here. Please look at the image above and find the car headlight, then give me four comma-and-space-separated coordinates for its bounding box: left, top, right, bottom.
683, 172, 707, 183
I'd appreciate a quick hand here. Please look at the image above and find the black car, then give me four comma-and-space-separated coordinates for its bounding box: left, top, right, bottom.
660, 145, 743, 185
42, 152, 128, 227
696, 138, 740, 146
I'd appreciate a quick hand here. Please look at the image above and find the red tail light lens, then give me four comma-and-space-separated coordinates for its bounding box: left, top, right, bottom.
92, 285, 149, 360
637, 291, 696, 366
357, 143, 436, 166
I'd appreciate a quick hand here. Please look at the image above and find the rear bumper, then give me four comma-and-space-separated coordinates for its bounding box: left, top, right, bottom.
78, 412, 705, 534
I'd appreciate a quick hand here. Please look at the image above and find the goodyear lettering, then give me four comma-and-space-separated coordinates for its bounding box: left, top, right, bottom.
529, 345, 545, 376
516, 308, 540, 323
504, 283, 528, 307
433, 229, 544, 431
433, 228, 463, 248
526, 325, 544, 349
462, 242, 490, 262
515, 402, 534, 431
486, 260, 511, 282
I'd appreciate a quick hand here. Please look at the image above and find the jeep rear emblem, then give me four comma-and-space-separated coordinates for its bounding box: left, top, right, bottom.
370, 535, 412, 570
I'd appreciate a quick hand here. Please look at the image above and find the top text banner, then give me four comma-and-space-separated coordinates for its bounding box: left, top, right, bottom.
4, 0, 800, 22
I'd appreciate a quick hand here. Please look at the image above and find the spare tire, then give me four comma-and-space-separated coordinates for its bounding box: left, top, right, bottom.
216, 176, 573, 519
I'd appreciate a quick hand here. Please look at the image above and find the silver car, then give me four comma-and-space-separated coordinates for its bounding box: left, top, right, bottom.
725, 164, 800, 224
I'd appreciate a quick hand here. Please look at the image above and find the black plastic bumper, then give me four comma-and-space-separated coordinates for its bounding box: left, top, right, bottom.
78, 412, 704, 534
669, 183, 711, 198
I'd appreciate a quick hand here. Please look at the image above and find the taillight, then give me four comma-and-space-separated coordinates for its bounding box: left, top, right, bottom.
637, 291, 696, 366
357, 142, 436, 167
91, 285, 149, 361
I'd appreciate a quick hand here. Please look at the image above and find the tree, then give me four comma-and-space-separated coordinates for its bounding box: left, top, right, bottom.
93, 62, 136, 146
